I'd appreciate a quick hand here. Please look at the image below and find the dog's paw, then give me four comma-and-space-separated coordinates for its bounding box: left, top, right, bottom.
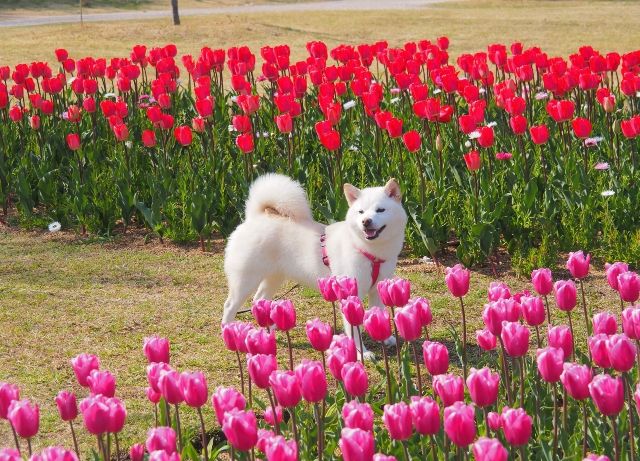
383, 335, 397, 347
360, 350, 376, 361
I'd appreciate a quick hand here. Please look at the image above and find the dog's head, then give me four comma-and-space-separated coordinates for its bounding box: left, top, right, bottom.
343, 179, 408, 245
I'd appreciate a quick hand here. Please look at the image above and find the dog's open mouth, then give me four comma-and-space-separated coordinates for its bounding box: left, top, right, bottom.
363, 225, 386, 240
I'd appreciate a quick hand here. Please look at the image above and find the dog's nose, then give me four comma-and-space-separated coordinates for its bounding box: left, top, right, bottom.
362, 218, 372, 227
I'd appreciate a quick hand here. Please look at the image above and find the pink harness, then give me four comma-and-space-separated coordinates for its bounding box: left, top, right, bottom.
320, 234, 385, 288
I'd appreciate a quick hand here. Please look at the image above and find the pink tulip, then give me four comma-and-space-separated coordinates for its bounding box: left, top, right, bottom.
339, 428, 374, 461
531, 268, 553, 296
377, 278, 411, 307
635, 383, 640, 415
146, 426, 177, 454
443, 401, 476, 447
422, 341, 449, 375
500, 407, 532, 446
87, 369, 116, 398
476, 329, 497, 351
318, 276, 358, 302
488, 282, 511, 301
0, 449, 21, 461
269, 370, 301, 408
501, 322, 530, 357
146, 362, 172, 393
341, 296, 365, 326
588, 374, 625, 416
326, 335, 357, 380
592, 312, 617, 335
80, 395, 110, 435
482, 299, 519, 336
521, 296, 545, 326
341, 362, 369, 397
294, 360, 327, 403
560, 363, 592, 400
34, 447, 79, 461
270, 300, 296, 331
408, 297, 433, 327
548, 325, 574, 359
55, 391, 78, 421
264, 405, 283, 426
434, 373, 464, 406
409, 396, 440, 435
130, 444, 145, 461
251, 299, 274, 328
342, 400, 374, 431
0, 383, 20, 420
106, 397, 127, 433
363, 307, 392, 342
257, 429, 276, 454
605, 262, 629, 291
487, 411, 501, 431
567, 251, 590, 279
445, 264, 470, 298
383, 402, 413, 440
264, 436, 297, 461
221, 322, 252, 352
143, 336, 170, 363
7, 399, 39, 439
588, 334, 612, 368
466, 367, 500, 407
373, 455, 396, 461
536, 347, 564, 383
554, 280, 577, 311
223, 409, 258, 451
317, 277, 339, 302
622, 307, 640, 339
247, 354, 278, 389
584, 455, 611, 461
245, 328, 277, 355
147, 451, 180, 461
607, 334, 637, 372
394, 304, 422, 341
211, 386, 246, 425
305, 319, 333, 351
157, 369, 184, 405
70, 353, 100, 387
473, 437, 508, 461
180, 371, 208, 408
618, 271, 640, 303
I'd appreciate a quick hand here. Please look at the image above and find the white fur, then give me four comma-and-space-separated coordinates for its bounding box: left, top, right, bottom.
222, 174, 408, 358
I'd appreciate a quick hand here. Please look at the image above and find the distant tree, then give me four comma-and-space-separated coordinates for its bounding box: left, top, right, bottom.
171, 0, 180, 25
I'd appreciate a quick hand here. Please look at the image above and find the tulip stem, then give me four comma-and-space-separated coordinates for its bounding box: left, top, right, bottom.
285, 330, 294, 370
69, 420, 80, 456
401, 440, 411, 461
552, 382, 559, 461
314, 403, 324, 461
266, 388, 280, 435
248, 376, 253, 408
154, 404, 158, 427
230, 445, 236, 461
611, 416, 620, 461
458, 296, 468, 380
357, 326, 366, 365
562, 387, 568, 433
174, 404, 183, 453
581, 401, 588, 458
543, 295, 551, 325
534, 325, 542, 349
430, 436, 437, 461
164, 400, 171, 427
380, 341, 393, 404
26, 438, 32, 457
519, 356, 525, 408
106, 433, 111, 461
235, 350, 246, 396
389, 306, 403, 378
578, 279, 591, 338
519, 445, 525, 461
331, 302, 337, 332
497, 337, 513, 405
115, 433, 121, 461
290, 407, 299, 446
10, 424, 20, 454
197, 406, 209, 461
566, 311, 576, 361
624, 373, 637, 461
412, 341, 423, 395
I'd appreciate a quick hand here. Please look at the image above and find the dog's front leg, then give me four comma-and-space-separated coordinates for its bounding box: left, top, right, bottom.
368, 285, 397, 347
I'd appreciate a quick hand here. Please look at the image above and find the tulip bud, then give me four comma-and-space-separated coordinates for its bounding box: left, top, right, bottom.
436, 134, 444, 152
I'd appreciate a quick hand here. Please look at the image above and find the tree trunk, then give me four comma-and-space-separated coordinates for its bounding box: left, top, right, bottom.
171, 0, 180, 25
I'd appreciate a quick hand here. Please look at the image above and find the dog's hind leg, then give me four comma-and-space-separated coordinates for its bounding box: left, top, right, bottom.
221, 272, 263, 324
253, 275, 285, 302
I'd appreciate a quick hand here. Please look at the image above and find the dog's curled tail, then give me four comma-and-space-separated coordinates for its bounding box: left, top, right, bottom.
245, 174, 313, 222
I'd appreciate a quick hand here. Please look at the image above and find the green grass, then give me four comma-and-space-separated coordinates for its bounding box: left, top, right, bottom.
0, 227, 617, 453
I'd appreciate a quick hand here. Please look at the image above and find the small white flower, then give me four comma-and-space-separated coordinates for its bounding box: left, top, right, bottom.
594, 162, 610, 170
584, 136, 604, 147
601, 190, 615, 197
61, 111, 69, 121
262, 132, 270, 138
48, 221, 61, 232
636, 91, 640, 98
479, 88, 486, 94
433, 88, 442, 95
464, 140, 472, 148
535, 91, 548, 101
487, 121, 497, 128
343, 100, 357, 110
390, 97, 401, 104
469, 130, 481, 140
421, 256, 433, 264
230, 96, 238, 103
103, 92, 117, 98
349, 145, 359, 152
125, 141, 133, 148
228, 125, 236, 132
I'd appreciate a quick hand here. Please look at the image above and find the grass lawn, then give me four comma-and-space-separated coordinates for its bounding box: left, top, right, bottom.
0, 226, 618, 453
1, 1, 640, 66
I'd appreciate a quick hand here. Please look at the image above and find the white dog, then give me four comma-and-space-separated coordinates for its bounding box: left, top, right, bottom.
221, 173, 407, 357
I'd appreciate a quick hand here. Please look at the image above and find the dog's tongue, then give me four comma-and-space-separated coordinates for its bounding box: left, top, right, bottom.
365, 229, 377, 238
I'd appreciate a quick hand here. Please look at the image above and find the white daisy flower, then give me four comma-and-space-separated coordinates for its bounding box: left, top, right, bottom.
48, 221, 61, 232
601, 190, 615, 197
390, 97, 401, 104
343, 100, 357, 110
433, 88, 442, 95
487, 121, 497, 128
469, 130, 481, 140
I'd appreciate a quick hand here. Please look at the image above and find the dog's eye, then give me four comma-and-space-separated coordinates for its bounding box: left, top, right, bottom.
376, 208, 385, 213
358, 210, 364, 214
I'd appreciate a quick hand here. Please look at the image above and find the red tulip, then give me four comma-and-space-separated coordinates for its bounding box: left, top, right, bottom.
402, 130, 421, 152
66, 133, 81, 151
463, 150, 481, 171
112, 123, 129, 142
319, 130, 340, 151
529, 125, 549, 145
572, 117, 592, 139
477, 126, 494, 148
546, 99, 575, 123
174, 126, 192, 146
275, 113, 293, 134
236, 132, 255, 153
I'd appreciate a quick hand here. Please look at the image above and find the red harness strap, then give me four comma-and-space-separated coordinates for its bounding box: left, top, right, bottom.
320, 234, 385, 288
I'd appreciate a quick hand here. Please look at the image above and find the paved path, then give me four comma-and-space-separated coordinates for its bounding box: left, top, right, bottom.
0, 0, 444, 28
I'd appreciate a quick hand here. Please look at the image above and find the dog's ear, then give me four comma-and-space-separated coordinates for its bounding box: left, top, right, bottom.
384, 178, 401, 202
343, 183, 361, 205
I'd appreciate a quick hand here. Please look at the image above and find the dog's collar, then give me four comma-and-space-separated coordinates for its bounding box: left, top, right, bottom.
320, 234, 385, 288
